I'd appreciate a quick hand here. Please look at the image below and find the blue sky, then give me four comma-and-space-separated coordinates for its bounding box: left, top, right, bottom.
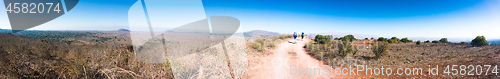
1, 0, 500, 41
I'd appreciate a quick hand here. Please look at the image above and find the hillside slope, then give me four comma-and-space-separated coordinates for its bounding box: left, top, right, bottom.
0, 33, 173, 78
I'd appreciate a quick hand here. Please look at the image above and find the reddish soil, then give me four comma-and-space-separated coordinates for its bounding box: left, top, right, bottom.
243, 38, 351, 79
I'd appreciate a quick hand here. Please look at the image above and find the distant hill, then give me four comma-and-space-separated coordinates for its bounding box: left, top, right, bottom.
243, 30, 281, 37
0, 28, 12, 33
117, 29, 130, 32
489, 39, 500, 45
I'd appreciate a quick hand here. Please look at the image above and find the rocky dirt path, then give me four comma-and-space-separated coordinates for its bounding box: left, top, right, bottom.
244, 38, 344, 79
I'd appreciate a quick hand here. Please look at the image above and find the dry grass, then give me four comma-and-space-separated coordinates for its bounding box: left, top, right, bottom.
0, 32, 174, 79
247, 35, 292, 53
305, 39, 500, 78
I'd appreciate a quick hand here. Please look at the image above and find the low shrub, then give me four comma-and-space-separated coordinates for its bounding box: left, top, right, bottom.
372, 42, 388, 58
432, 40, 439, 43
306, 41, 337, 59
252, 43, 263, 51
337, 41, 358, 58
276, 35, 293, 40
425, 40, 430, 43
416, 41, 421, 45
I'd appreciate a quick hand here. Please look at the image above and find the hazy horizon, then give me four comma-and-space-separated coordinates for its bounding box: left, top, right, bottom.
1, 0, 499, 40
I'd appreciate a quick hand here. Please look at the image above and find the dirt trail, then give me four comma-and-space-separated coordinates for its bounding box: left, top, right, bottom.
245, 38, 344, 79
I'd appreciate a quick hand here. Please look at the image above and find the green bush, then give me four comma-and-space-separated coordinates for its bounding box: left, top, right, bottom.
439, 38, 448, 43
432, 40, 439, 43
425, 40, 430, 43
370, 37, 374, 40
400, 38, 411, 43
377, 37, 387, 42
391, 37, 399, 42
306, 41, 336, 60
416, 41, 421, 45
388, 39, 396, 44
372, 42, 388, 58
314, 35, 332, 44
365, 38, 369, 40
252, 40, 264, 51
471, 36, 488, 47
339, 35, 355, 42
338, 41, 358, 58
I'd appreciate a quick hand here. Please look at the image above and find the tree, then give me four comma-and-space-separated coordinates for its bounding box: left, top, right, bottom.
471, 36, 488, 47
425, 40, 430, 43
388, 39, 396, 43
365, 38, 369, 40
391, 37, 399, 42
400, 37, 411, 43
439, 38, 448, 43
416, 40, 421, 45
340, 34, 355, 42
314, 35, 332, 44
370, 37, 374, 40
377, 37, 387, 42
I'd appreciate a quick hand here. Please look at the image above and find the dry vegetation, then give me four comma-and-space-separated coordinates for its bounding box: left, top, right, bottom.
306, 35, 500, 78
131, 32, 249, 78
0, 31, 173, 79
247, 35, 293, 53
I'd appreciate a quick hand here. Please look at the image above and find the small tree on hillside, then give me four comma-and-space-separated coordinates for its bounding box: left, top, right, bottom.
388, 39, 396, 44
416, 40, 421, 45
439, 38, 448, 43
340, 35, 356, 42
425, 40, 430, 43
400, 37, 411, 43
391, 37, 400, 42
377, 37, 387, 42
471, 36, 488, 47
314, 35, 332, 44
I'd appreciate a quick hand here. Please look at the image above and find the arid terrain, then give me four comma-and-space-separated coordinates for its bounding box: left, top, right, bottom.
243, 38, 335, 78
0, 30, 248, 79
348, 42, 500, 78
243, 33, 500, 78
0, 31, 174, 79
1, 30, 499, 79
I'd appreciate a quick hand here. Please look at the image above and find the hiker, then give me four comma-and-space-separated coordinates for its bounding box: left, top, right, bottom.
301, 31, 304, 41
293, 32, 297, 43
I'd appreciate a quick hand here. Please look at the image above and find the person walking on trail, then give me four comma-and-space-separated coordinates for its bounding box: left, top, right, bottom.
293, 32, 297, 43
301, 31, 304, 41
